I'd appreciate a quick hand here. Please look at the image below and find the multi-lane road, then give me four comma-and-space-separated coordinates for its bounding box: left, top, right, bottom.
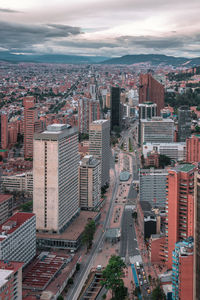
66, 154, 120, 300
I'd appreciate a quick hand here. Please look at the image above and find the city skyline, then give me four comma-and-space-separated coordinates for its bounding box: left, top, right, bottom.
0, 0, 199, 57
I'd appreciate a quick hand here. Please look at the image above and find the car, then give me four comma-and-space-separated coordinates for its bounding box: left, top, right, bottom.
140, 281, 143, 286
144, 279, 147, 284
143, 276, 146, 280
147, 289, 151, 294
138, 274, 142, 279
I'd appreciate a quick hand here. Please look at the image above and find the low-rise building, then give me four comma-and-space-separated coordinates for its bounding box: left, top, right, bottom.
1, 172, 33, 194
142, 142, 186, 161
0, 194, 13, 225
0, 260, 23, 300
0, 213, 36, 267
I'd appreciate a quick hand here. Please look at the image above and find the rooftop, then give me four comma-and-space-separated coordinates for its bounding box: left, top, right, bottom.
0, 213, 35, 241
37, 211, 99, 241
0, 261, 23, 288
22, 252, 70, 291
174, 164, 195, 173
0, 194, 12, 204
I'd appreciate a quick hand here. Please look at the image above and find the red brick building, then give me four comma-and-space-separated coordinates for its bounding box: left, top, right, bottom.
139, 74, 164, 116
1, 113, 8, 150
186, 134, 200, 163
166, 164, 195, 268
0, 260, 23, 299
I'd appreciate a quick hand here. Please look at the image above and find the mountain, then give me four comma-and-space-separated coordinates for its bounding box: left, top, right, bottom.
101, 54, 200, 67
0, 52, 108, 64
1, 52, 200, 67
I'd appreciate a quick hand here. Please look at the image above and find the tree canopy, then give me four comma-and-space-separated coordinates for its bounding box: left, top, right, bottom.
101, 255, 127, 299
82, 219, 96, 250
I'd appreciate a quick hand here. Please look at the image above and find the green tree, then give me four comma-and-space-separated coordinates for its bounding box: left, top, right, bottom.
57, 295, 64, 300
101, 255, 126, 299
133, 286, 141, 297
20, 201, 33, 212
152, 285, 166, 300
132, 211, 137, 220
159, 154, 171, 168
82, 220, 96, 250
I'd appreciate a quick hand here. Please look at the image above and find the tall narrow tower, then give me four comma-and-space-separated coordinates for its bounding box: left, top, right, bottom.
33, 124, 79, 233
23, 96, 36, 158
166, 164, 195, 268
111, 86, 121, 130
89, 120, 110, 187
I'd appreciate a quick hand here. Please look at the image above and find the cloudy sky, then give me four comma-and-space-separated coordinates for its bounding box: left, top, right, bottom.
0, 0, 200, 57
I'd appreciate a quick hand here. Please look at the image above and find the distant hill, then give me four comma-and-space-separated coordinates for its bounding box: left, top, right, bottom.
1, 52, 200, 67
101, 54, 200, 67
0, 52, 108, 64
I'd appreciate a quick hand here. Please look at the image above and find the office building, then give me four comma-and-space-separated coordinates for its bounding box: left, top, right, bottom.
89, 84, 96, 99
0, 113, 8, 150
172, 237, 194, 300
140, 117, 174, 145
78, 98, 100, 133
33, 124, 80, 233
1, 171, 33, 194
139, 102, 157, 119
186, 134, 200, 163
139, 74, 164, 115
178, 106, 191, 142
111, 86, 121, 130
79, 155, 101, 210
0, 260, 23, 300
89, 120, 110, 187
194, 164, 200, 300
0, 194, 13, 225
166, 164, 195, 268
23, 96, 37, 158
0, 212, 36, 266
143, 142, 186, 162
139, 168, 168, 207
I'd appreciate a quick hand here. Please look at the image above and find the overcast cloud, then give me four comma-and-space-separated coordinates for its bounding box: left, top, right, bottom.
0, 0, 199, 57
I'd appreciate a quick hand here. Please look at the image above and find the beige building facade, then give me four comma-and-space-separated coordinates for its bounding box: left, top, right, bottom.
33, 124, 79, 233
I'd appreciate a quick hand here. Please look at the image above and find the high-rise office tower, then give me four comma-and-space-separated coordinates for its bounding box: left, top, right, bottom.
33, 124, 79, 233
172, 237, 194, 300
78, 155, 101, 210
178, 106, 191, 142
166, 164, 195, 268
111, 86, 121, 130
0, 113, 8, 149
89, 84, 96, 99
139, 74, 164, 116
78, 98, 100, 134
23, 96, 36, 158
194, 164, 200, 300
89, 120, 110, 187
139, 102, 157, 120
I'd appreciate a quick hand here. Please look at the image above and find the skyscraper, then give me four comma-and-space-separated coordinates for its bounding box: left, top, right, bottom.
111, 86, 121, 130
33, 124, 79, 233
139, 74, 164, 116
178, 106, 191, 142
78, 98, 100, 134
89, 120, 110, 187
78, 155, 101, 210
0, 113, 8, 149
23, 96, 36, 158
166, 164, 195, 268
194, 164, 200, 299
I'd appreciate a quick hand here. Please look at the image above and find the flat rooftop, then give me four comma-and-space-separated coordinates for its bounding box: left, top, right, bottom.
173, 163, 195, 173
22, 252, 70, 291
0, 213, 35, 241
0, 194, 12, 204
37, 211, 99, 241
